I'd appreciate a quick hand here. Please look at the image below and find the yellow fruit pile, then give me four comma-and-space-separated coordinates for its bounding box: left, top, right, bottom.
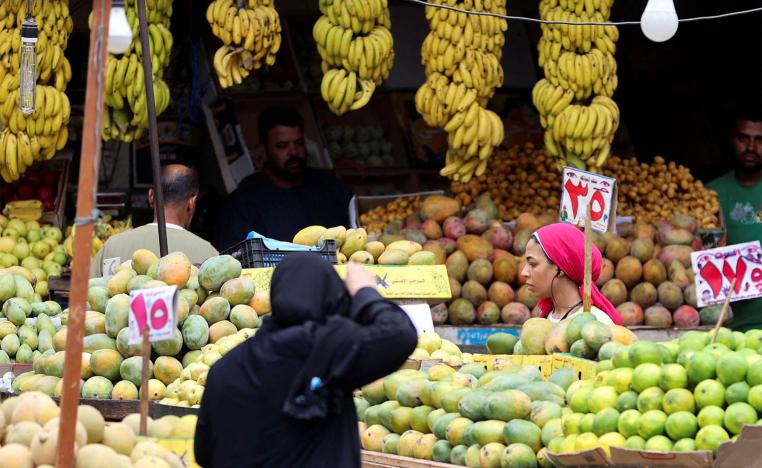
206, 0, 282, 88
0, 0, 73, 182
313, 0, 393, 115
416, 0, 507, 183
98, 0, 172, 141
601, 156, 721, 228
532, 0, 619, 169
360, 195, 424, 235
451, 143, 561, 221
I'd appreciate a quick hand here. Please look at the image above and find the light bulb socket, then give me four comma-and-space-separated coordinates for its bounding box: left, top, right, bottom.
21, 17, 37, 41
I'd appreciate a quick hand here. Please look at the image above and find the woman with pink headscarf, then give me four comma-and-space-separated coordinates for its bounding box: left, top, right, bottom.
521, 223, 622, 325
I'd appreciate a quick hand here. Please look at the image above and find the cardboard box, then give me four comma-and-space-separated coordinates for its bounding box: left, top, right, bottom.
610, 447, 713, 467
348, 190, 445, 229
548, 425, 762, 467
545, 447, 612, 466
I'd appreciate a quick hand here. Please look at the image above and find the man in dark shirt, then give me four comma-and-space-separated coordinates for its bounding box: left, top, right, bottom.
214, 107, 353, 250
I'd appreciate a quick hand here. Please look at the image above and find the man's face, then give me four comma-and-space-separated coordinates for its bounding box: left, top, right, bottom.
263, 125, 306, 180
732, 119, 762, 171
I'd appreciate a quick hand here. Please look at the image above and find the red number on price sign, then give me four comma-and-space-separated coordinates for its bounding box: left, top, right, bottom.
691, 241, 762, 307
559, 167, 617, 233
128, 286, 178, 345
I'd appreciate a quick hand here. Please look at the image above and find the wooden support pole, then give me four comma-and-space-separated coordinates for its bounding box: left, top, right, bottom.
711, 278, 736, 344
136, 0, 168, 256
56, 0, 111, 466
583, 204, 593, 313
139, 324, 151, 435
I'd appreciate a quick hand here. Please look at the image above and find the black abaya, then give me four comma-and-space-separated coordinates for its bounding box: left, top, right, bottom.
194, 254, 418, 467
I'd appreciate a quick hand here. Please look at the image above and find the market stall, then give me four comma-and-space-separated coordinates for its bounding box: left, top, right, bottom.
0, 0, 760, 466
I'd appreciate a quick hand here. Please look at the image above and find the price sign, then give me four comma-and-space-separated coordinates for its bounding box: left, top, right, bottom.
559, 167, 617, 233
396, 300, 434, 336
128, 286, 178, 345
691, 241, 762, 307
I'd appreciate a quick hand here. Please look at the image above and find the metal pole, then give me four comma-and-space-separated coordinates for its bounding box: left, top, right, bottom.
136, 0, 168, 256
56, 0, 111, 466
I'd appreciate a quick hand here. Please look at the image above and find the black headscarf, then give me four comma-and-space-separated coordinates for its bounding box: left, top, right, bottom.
260, 253, 360, 420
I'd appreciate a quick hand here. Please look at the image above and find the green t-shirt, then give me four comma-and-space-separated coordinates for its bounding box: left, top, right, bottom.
707, 171, 762, 246
707, 171, 762, 331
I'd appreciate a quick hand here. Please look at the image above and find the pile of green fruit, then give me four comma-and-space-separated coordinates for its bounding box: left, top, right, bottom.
11, 250, 262, 403
0, 215, 68, 280
325, 124, 396, 168
356, 360, 581, 466
483, 313, 638, 363
0, 271, 63, 364
357, 327, 762, 465
552, 328, 762, 456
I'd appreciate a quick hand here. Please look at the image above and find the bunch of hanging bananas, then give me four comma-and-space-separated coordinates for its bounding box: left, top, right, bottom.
206, 0, 282, 88
97, 0, 173, 141
313, 0, 393, 115
0, 0, 73, 182
415, 0, 507, 182
532, 0, 619, 169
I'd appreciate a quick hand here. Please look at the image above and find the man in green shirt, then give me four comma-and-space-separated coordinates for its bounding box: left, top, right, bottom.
90, 164, 218, 277
707, 111, 762, 331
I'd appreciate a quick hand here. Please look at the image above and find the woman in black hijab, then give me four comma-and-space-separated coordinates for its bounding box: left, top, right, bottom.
194, 253, 418, 467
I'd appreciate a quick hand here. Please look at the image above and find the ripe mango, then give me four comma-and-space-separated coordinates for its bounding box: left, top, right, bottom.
386, 240, 423, 257
349, 251, 374, 264
318, 226, 347, 250
292, 225, 327, 246
420, 195, 461, 223
341, 228, 368, 258
378, 249, 409, 265
409, 251, 436, 265
364, 241, 385, 261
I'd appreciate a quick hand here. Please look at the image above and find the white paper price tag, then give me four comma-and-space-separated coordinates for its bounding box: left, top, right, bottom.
691, 241, 762, 307
398, 301, 434, 336
559, 167, 617, 233
128, 286, 178, 345
103, 257, 121, 276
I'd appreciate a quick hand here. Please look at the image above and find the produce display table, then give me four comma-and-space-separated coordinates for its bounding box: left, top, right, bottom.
0, 392, 199, 421
361, 450, 454, 468
434, 325, 715, 352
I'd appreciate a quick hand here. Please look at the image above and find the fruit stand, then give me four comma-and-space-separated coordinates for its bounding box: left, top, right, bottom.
0, 0, 760, 466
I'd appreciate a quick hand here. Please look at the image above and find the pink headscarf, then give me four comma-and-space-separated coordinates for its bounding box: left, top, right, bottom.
533, 223, 622, 325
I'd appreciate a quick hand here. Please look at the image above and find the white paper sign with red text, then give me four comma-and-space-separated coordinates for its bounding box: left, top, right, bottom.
128, 285, 178, 345
691, 241, 762, 307
559, 167, 617, 233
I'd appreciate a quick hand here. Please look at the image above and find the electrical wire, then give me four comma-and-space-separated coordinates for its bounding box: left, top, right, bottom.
398, 0, 762, 27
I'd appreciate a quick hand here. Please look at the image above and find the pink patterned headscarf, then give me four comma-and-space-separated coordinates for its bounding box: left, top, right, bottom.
533, 223, 622, 325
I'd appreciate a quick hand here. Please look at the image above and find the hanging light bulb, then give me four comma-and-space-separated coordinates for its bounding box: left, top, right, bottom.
641, 0, 679, 42
108, 0, 133, 54
19, 5, 38, 116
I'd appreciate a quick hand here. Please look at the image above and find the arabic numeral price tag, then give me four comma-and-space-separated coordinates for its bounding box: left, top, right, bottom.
128, 285, 178, 345
559, 167, 617, 233
690, 241, 762, 307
